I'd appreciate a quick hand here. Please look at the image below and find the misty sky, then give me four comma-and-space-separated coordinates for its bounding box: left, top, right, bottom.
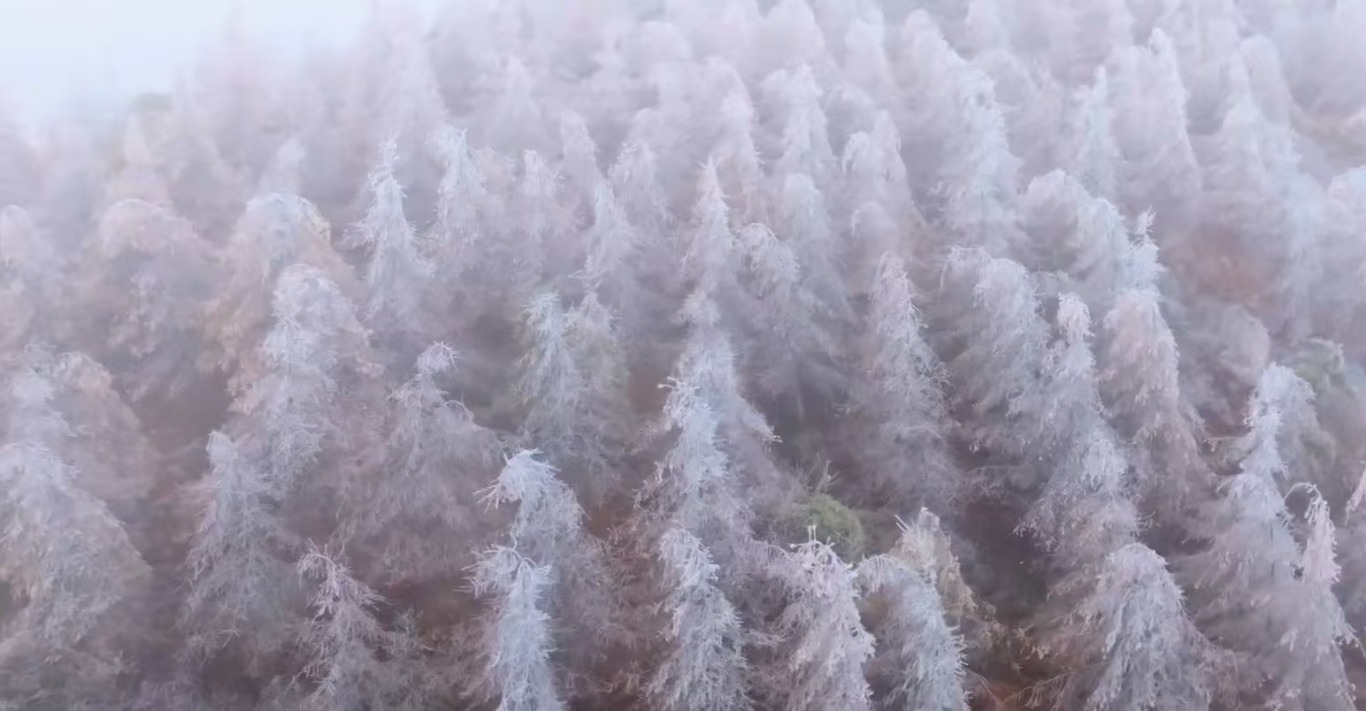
0, 0, 441, 123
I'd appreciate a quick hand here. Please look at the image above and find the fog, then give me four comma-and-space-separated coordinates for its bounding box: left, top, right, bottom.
0, 0, 442, 123
4, 1, 1366, 709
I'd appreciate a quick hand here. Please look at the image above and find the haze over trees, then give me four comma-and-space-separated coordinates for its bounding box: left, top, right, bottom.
5, 0, 1366, 708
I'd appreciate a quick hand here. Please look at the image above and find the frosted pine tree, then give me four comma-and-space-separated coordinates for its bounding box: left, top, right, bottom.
1199, 64, 1302, 255
897, 11, 1021, 256
483, 57, 552, 156
0, 205, 61, 303
645, 373, 756, 576
842, 13, 896, 103
1047, 0, 1134, 85
750, 0, 834, 82
1280, 493, 1356, 711
607, 138, 678, 332
714, 87, 768, 225
1239, 36, 1297, 125
257, 137, 305, 195
647, 527, 750, 711
1020, 295, 1138, 559
1061, 69, 1121, 203
512, 150, 562, 294
770, 538, 874, 711
1100, 284, 1210, 526
102, 113, 173, 207
1038, 543, 1216, 711
36, 351, 159, 518
89, 198, 216, 401
841, 111, 915, 231
516, 290, 627, 503
939, 252, 1049, 464
845, 254, 957, 510
675, 293, 786, 515
471, 546, 565, 711
427, 126, 491, 298
349, 139, 433, 350
684, 159, 742, 305
971, 33, 1066, 186
231, 264, 370, 495
773, 172, 852, 329
0, 358, 151, 705
761, 65, 837, 193
1018, 170, 1134, 314
1236, 364, 1341, 502
1017, 300, 1216, 707
1180, 412, 1354, 709
857, 529, 969, 711
608, 137, 670, 241
183, 430, 297, 664
296, 549, 402, 711
556, 111, 603, 215
480, 451, 617, 693
735, 219, 843, 425
1108, 29, 1202, 232
201, 194, 352, 389
349, 342, 501, 578
0, 206, 63, 346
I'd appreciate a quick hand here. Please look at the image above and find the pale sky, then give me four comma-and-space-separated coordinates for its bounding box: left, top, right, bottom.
0, 0, 442, 124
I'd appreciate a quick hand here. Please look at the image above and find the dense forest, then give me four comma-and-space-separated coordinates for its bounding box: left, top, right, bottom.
4, 0, 1366, 708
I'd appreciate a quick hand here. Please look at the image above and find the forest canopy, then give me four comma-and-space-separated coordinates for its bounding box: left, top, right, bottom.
4, 0, 1366, 709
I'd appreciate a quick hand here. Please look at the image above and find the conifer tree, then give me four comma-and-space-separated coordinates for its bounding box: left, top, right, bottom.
845, 254, 957, 510
714, 87, 768, 225
940, 252, 1049, 462
0, 356, 151, 705
471, 546, 565, 711
646, 358, 758, 576
841, 111, 914, 230
202, 194, 352, 389
350, 342, 501, 578
1062, 69, 1121, 203
740, 209, 844, 423
296, 549, 405, 711
0, 205, 60, 299
750, 0, 834, 82
1100, 284, 1210, 525
842, 13, 896, 103
771, 538, 875, 711
428, 126, 487, 267
1018, 172, 1137, 317
1039, 543, 1217, 711
232, 264, 370, 495
1020, 295, 1137, 556
516, 290, 627, 502
580, 180, 642, 325
1181, 409, 1354, 709
682, 159, 747, 323
182, 430, 297, 664
1108, 29, 1201, 231
762, 64, 837, 192
257, 137, 305, 196
480, 451, 617, 692
484, 57, 552, 156
648, 527, 750, 711
557, 111, 603, 214
89, 198, 217, 401
897, 11, 1021, 256
857, 526, 969, 711
1047, 0, 1134, 85
350, 139, 433, 347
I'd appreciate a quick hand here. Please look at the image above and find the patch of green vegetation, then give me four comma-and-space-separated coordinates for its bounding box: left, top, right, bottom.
774, 493, 868, 561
